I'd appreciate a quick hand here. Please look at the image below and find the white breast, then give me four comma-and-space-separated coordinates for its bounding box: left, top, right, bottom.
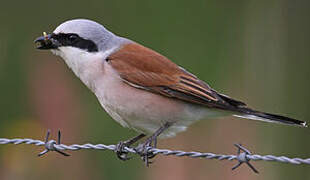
53, 46, 117, 90
54, 46, 136, 128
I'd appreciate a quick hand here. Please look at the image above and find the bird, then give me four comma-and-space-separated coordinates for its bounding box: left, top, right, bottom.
34, 19, 307, 164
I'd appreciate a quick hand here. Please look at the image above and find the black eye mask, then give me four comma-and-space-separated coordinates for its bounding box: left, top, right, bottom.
51, 33, 98, 52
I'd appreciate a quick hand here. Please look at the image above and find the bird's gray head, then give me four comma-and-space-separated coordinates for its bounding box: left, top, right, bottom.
34, 19, 129, 90
35, 19, 118, 53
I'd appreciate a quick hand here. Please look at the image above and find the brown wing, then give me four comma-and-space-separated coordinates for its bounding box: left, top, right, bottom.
108, 43, 245, 109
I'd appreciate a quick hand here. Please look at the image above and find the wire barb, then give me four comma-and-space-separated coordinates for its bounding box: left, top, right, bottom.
232, 144, 259, 173
1, 130, 310, 174
38, 130, 70, 157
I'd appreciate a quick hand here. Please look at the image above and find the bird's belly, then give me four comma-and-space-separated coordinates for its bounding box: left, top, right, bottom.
97, 89, 207, 138
93, 64, 227, 138
96, 84, 227, 138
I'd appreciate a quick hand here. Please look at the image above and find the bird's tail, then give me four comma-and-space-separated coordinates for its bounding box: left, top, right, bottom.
233, 109, 307, 127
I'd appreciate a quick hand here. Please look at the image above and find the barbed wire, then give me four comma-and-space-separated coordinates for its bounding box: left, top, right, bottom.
0, 130, 309, 174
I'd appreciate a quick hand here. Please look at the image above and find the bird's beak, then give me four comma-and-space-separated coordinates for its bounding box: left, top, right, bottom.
34, 32, 60, 50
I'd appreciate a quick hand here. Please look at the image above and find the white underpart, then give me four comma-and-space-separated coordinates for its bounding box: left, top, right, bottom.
52, 46, 136, 128
52, 46, 117, 90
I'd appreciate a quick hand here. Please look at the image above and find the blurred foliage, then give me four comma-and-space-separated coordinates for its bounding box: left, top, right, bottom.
0, 0, 309, 180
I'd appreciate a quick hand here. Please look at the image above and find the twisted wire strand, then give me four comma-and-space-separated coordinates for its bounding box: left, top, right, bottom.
1, 135, 310, 173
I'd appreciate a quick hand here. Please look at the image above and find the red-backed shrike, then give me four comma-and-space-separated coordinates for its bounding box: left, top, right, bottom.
35, 19, 306, 164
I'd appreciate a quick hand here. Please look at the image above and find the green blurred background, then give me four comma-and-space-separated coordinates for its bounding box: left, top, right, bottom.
0, 0, 309, 179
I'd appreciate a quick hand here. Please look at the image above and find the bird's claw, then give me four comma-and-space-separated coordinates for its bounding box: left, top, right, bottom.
134, 140, 157, 166
115, 141, 131, 161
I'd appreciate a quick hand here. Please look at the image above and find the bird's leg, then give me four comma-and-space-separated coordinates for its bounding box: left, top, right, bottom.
115, 133, 146, 161
135, 122, 172, 166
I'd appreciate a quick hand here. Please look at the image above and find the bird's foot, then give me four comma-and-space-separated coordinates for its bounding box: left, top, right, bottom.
134, 122, 172, 166
115, 133, 146, 161
135, 136, 157, 166
115, 141, 131, 161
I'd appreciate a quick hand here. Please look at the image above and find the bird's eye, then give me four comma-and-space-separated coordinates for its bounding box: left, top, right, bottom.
68, 34, 78, 42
